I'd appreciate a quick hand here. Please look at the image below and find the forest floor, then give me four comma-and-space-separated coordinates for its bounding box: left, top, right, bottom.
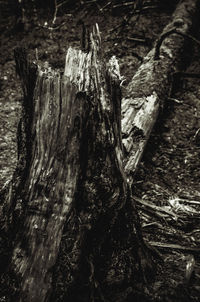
0, 1, 200, 301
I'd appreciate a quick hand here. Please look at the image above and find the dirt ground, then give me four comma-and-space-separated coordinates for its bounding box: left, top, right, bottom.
0, 1, 200, 301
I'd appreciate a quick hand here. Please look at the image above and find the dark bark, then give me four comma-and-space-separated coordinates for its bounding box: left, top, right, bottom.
0, 25, 153, 302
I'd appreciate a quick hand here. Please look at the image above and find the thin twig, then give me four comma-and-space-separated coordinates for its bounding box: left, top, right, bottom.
57, 0, 72, 8
134, 196, 178, 218
113, 2, 137, 9
53, 0, 58, 24
167, 97, 183, 104
194, 128, 200, 141
127, 37, 146, 43
154, 28, 200, 60
149, 241, 200, 252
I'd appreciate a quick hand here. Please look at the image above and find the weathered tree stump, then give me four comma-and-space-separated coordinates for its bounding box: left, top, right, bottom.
0, 25, 153, 302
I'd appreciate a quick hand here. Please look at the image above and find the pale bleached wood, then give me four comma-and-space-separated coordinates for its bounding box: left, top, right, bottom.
122, 0, 199, 181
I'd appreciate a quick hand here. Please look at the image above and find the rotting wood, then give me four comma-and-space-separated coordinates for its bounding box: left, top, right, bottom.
122, 0, 200, 182
0, 25, 153, 302
7, 50, 93, 301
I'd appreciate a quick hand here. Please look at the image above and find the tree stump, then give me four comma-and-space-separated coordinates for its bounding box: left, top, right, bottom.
0, 25, 153, 302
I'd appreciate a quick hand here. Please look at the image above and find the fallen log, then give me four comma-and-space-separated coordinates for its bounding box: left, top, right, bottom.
122, 0, 200, 181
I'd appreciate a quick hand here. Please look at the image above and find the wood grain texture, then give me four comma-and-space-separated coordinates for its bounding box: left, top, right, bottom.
122, 0, 199, 180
